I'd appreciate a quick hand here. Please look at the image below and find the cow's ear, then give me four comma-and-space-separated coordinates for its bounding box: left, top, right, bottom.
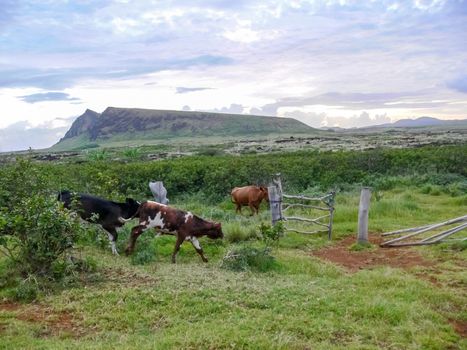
215, 222, 221, 229
126, 198, 135, 204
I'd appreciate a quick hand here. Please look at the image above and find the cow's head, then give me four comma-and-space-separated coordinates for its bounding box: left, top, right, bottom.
259, 186, 269, 202
207, 222, 224, 239
125, 198, 141, 218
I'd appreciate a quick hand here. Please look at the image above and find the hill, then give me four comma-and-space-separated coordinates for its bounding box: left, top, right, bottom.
373, 116, 467, 128
53, 107, 316, 150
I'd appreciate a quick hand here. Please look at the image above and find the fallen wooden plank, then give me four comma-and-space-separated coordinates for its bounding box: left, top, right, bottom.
381, 215, 467, 246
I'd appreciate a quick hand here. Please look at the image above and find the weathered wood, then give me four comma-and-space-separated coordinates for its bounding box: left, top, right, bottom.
268, 184, 282, 226
282, 203, 329, 211
269, 173, 335, 239
284, 216, 330, 228
382, 214, 467, 237
149, 181, 169, 205
381, 215, 467, 246
283, 194, 332, 202
357, 187, 371, 244
382, 223, 467, 247
328, 207, 334, 240
284, 228, 327, 235
420, 222, 467, 243
381, 224, 434, 237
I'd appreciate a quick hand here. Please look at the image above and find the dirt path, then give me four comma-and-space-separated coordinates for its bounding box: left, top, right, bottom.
0, 302, 87, 338
312, 234, 434, 272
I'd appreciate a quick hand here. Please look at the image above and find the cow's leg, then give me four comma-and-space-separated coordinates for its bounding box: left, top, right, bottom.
125, 224, 146, 255
190, 237, 208, 263
249, 203, 256, 216
235, 204, 242, 214
171, 235, 184, 264
104, 226, 119, 255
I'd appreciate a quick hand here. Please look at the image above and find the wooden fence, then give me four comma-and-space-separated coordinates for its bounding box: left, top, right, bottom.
380, 214, 467, 247
268, 174, 335, 239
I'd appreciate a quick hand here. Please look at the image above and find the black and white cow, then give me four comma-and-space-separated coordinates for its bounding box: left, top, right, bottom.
125, 201, 223, 263
58, 190, 140, 255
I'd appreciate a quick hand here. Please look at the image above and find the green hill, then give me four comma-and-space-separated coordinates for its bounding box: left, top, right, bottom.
52, 107, 316, 150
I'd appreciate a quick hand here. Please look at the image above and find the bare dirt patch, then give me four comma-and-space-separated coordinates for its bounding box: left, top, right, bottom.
101, 267, 159, 287
312, 234, 434, 272
0, 302, 87, 338
449, 319, 467, 338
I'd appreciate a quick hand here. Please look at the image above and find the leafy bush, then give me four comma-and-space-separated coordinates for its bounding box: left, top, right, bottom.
0, 194, 83, 277
130, 248, 156, 265
122, 147, 141, 159
259, 222, 285, 248
221, 246, 277, 272
0, 159, 86, 296
221, 222, 284, 272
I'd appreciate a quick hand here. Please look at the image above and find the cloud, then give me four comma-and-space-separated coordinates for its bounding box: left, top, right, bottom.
0, 55, 234, 89
176, 87, 213, 94
212, 103, 245, 114
0, 119, 71, 152
448, 75, 467, 93
283, 110, 391, 128
19, 92, 80, 104
251, 91, 426, 116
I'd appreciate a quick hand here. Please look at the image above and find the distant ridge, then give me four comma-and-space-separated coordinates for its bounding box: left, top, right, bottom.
53, 107, 315, 150
373, 116, 467, 128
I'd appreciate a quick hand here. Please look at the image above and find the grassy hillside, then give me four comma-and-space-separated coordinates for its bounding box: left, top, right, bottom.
52, 107, 316, 151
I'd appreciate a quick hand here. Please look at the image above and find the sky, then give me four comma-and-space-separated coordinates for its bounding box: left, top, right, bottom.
1, 0, 467, 151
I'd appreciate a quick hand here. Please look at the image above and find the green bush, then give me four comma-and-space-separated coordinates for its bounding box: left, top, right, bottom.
221, 246, 277, 272
0, 159, 86, 292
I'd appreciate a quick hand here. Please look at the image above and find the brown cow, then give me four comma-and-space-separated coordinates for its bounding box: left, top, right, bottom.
231, 185, 269, 215
125, 201, 223, 263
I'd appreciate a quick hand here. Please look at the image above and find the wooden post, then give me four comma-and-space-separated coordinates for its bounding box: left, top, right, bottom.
357, 187, 371, 244
327, 191, 336, 240
149, 181, 169, 205
269, 174, 283, 226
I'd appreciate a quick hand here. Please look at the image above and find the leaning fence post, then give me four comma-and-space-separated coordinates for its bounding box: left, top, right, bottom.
149, 181, 169, 205
357, 187, 371, 244
269, 174, 283, 225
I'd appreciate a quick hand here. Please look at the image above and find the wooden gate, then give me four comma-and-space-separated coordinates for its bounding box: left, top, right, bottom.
268, 174, 335, 239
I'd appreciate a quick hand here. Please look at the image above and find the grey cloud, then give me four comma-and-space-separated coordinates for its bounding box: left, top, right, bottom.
0, 55, 233, 89
19, 92, 80, 104
176, 87, 213, 94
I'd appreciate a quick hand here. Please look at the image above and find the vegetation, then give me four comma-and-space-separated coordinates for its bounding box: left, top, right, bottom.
0, 144, 466, 349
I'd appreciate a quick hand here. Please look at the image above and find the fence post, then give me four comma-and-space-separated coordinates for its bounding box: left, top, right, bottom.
149, 181, 169, 205
357, 187, 371, 243
269, 173, 283, 225
327, 191, 336, 240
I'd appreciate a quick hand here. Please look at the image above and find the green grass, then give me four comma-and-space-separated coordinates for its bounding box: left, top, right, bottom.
1, 188, 466, 349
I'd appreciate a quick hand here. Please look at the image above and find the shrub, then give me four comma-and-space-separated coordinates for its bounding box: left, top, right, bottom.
130, 248, 156, 265
221, 246, 277, 272
0, 159, 86, 294
221, 222, 284, 272
0, 195, 83, 277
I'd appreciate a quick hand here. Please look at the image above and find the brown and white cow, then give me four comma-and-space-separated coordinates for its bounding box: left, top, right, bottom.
124, 201, 223, 263
231, 185, 269, 215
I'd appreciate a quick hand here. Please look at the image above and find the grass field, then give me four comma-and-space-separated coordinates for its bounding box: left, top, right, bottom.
1, 188, 466, 349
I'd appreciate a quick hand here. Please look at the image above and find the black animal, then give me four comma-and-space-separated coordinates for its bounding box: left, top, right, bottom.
58, 190, 140, 255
